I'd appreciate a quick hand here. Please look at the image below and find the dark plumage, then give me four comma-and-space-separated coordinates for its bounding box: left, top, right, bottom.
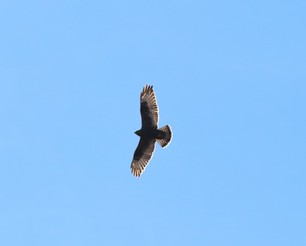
131, 85, 172, 177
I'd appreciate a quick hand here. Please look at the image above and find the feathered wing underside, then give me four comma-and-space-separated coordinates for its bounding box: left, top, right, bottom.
131, 138, 156, 177
140, 85, 159, 128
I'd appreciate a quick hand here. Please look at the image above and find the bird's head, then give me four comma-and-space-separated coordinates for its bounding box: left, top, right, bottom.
134, 130, 141, 137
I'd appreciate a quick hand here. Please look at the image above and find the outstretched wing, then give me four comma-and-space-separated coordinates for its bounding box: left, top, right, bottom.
140, 85, 159, 128
131, 138, 156, 177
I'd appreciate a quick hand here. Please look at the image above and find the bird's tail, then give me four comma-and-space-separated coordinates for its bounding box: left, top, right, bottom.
157, 125, 172, 148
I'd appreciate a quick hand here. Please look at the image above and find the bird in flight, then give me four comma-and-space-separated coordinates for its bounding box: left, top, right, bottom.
131, 84, 172, 177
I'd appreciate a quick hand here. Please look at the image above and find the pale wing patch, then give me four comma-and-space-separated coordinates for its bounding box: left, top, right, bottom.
140, 84, 159, 126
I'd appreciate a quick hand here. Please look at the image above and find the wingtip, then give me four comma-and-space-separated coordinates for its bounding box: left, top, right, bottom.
141, 84, 154, 98
144, 84, 153, 89
131, 168, 142, 178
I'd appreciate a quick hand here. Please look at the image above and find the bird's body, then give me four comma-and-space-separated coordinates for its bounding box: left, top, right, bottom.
135, 128, 165, 139
130, 85, 172, 177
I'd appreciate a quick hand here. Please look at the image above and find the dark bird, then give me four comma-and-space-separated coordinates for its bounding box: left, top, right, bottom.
131, 85, 172, 177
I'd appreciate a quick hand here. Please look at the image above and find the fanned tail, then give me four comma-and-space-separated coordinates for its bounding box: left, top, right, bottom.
157, 125, 172, 148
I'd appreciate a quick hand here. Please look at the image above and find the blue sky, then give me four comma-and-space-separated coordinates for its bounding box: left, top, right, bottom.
1, 1, 306, 245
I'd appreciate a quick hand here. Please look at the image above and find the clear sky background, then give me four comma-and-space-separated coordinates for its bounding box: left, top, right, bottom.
1, 1, 305, 245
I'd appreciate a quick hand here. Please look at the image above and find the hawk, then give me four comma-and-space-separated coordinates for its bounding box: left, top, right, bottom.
131, 84, 172, 177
